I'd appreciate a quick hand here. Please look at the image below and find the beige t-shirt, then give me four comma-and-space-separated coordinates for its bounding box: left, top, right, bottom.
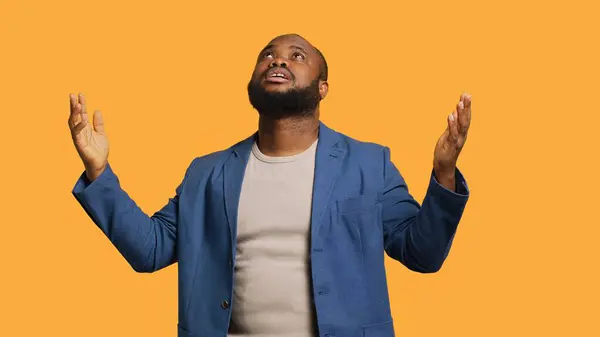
228, 139, 319, 337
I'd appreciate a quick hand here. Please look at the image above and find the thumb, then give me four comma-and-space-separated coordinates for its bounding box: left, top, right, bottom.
93, 110, 106, 133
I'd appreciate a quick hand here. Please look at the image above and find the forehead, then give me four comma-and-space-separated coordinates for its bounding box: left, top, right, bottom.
261, 35, 315, 55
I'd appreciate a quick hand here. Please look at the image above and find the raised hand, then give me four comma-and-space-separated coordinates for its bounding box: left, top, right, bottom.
433, 92, 472, 191
68, 93, 109, 181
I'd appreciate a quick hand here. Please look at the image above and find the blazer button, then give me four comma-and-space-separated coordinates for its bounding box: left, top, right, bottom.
221, 300, 229, 309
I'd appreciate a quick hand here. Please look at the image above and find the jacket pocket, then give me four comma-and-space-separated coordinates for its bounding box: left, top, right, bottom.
337, 193, 383, 249
362, 320, 395, 337
336, 192, 381, 214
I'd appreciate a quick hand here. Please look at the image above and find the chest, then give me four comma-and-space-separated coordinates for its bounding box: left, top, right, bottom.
236, 158, 315, 241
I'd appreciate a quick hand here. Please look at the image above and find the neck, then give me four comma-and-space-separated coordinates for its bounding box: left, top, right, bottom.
257, 111, 320, 157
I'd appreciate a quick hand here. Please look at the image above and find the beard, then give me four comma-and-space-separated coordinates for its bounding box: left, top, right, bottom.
247, 77, 322, 119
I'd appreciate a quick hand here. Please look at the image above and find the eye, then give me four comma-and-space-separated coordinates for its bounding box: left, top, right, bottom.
292, 52, 305, 60
263, 51, 275, 59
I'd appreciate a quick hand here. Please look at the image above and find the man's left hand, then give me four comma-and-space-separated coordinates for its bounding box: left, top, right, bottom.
433, 92, 472, 191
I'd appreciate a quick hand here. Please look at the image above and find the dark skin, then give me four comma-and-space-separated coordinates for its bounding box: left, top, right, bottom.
250, 34, 328, 157
69, 34, 471, 191
248, 34, 472, 191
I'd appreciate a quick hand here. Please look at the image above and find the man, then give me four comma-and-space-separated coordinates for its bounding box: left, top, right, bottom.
69, 33, 471, 337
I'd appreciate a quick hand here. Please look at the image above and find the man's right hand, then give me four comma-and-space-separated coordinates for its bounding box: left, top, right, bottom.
69, 93, 110, 182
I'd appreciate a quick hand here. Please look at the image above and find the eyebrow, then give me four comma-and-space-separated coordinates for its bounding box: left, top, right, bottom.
259, 44, 309, 55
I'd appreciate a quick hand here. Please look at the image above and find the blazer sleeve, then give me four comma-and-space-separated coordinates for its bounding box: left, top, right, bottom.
72, 160, 196, 273
380, 146, 469, 273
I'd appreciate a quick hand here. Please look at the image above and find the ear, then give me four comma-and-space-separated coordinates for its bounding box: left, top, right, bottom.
319, 80, 329, 100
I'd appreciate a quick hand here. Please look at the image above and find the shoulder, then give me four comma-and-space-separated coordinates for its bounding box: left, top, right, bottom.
328, 127, 397, 186
189, 149, 231, 169
327, 126, 398, 190
182, 134, 253, 178
333, 128, 389, 160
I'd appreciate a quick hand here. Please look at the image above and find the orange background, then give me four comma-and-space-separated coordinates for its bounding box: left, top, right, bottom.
1, 0, 599, 336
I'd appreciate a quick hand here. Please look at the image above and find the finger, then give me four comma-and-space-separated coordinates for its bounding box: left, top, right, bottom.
456, 101, 465, 134
77, 93, 89, 132
460, 93, 472, 133
68, 93, 79, 129
78, 93, 88, 116
448, 111, 459, 144
69, 93, 78, 115
72, 112, 89, 136
93, 110, 105, 133
464, 92, 472, 121
68, 102, 82, 130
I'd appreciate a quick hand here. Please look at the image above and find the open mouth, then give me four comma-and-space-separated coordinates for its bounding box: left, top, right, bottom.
264, 68, 292, 83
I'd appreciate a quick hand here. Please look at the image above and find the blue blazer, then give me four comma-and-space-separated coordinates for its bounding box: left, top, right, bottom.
72, 122, 469, 337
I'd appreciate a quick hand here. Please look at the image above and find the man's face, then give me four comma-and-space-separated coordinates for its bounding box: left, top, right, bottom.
247, 35, 328, 119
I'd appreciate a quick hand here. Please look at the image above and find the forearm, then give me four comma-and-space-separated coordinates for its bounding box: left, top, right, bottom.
72, 163, 176, 273
385, 169, 469, 272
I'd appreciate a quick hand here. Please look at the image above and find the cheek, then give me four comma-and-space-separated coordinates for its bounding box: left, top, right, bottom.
251, 69, 261, 80
291, 67, 315, 85
251, 63, 267, 79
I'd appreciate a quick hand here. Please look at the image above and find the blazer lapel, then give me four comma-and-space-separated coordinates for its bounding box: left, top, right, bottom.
222, 122, 346, 253
311, 121, 346, 237
223, 133, 255, 256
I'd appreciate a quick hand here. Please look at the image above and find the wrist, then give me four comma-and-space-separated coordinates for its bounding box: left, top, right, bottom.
85, 164, 106, 182
433, 165, 456, 191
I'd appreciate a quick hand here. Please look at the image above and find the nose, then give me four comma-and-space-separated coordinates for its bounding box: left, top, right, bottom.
269, 57, 288, 68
